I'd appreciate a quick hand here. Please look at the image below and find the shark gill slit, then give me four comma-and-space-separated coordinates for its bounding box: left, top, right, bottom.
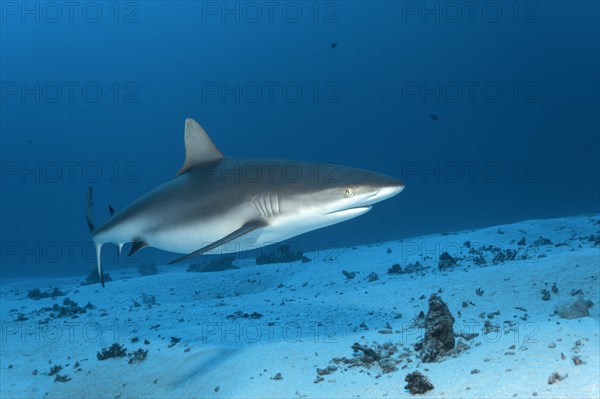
264, 195, 273, 217
274, 193, 280, 215
267, 193, 278, 216
258, 198, 268, 217
269, 195, 275, 216
251, 200, 262, 217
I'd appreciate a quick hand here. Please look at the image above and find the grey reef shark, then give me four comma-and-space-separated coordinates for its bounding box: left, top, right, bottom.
87, 118, 405, 286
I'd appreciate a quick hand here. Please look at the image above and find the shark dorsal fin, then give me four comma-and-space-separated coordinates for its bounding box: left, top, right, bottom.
177, 118, 224, 176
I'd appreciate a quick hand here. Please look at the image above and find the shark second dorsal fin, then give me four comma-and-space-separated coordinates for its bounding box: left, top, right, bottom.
176, 118, 224, 176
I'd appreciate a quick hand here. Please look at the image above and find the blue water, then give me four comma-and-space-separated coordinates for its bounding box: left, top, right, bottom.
1, 1, 599, 279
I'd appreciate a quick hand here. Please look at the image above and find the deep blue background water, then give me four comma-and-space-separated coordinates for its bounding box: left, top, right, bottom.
1, 1, 599, 278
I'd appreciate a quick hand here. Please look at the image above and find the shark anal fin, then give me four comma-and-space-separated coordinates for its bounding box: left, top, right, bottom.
128, 239, 149, 256
108, 205, 116, 216
167, 219, 267, 265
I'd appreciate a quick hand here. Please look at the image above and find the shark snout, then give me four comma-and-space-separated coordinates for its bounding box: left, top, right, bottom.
374, 185, 404, 201
373, 176, 405, 199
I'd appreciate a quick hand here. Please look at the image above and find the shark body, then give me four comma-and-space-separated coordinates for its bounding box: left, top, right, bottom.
87, 119, 405, 286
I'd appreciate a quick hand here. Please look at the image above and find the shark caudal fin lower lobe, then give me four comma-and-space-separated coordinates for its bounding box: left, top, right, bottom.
86, 187, 105, 287
86, 186, 95, 232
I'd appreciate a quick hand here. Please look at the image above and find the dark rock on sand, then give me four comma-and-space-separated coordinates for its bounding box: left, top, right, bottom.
97, 343, 127, 360
187, 255, 238, 273
27, 288, 65, 300
417, 294, 455, 362
82, 269, 112, 286
556, 299, 593, 319
138, 262, 158, 276
256, 244, 310, 265
405, 371, 434, 394
438, 252, 457, 270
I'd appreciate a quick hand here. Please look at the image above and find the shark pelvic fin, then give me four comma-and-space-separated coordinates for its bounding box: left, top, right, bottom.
128, 239, 149, 256
176, 118, 224, 176
167, 219, 268, 265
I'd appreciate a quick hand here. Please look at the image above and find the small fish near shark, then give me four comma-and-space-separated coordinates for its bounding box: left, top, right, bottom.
87, 118, 405, 286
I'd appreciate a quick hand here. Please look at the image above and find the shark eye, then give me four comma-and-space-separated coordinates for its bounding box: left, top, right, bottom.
344, 187, 355, 198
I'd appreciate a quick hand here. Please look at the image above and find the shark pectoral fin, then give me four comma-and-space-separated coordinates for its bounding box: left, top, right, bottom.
128, 239, 149, 256
167, 219, 268, 265
176, 118, 224, 176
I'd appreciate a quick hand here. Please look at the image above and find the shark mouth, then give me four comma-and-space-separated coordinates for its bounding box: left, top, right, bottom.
328, 205, 373, 216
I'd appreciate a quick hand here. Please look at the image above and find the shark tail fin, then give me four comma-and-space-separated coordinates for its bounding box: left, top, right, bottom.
86, 186, 95, 232
95, 242, 105, 287
87, 187, 105, 287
